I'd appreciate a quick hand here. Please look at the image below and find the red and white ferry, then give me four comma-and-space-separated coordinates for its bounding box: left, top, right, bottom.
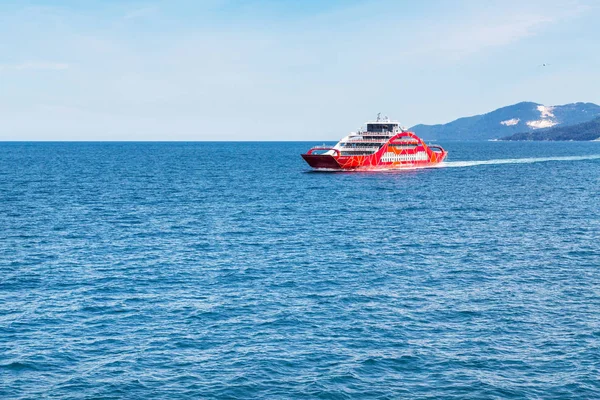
302, 114, 447, 170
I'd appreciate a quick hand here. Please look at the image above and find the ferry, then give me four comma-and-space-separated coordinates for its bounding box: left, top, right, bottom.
302, 114, 447, 170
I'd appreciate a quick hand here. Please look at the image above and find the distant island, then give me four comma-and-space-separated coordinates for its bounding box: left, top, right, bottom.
411, 101, 600, 141
502, 116, 600, 141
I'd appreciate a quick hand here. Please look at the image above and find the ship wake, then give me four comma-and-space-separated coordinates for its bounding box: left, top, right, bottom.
438, 154, 600, 168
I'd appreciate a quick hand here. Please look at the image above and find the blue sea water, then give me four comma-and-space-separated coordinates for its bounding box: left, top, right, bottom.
1, 141, 599, 399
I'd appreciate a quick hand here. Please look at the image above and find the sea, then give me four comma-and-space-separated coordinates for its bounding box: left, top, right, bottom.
1, 141, 599, 399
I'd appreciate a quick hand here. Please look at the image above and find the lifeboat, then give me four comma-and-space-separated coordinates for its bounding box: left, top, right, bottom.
302, 114, 447, 170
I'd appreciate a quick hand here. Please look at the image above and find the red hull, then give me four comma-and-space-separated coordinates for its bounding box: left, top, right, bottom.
301, 154, 342, 169
302, 131, 447, 170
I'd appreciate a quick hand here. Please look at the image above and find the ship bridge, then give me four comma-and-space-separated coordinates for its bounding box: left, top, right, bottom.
364, 113, 403, 134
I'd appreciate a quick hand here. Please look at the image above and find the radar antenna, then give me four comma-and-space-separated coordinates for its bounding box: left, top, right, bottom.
376, 112, 381, 122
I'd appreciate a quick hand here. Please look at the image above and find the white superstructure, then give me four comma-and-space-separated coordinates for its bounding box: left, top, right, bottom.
328, 114, 407, 156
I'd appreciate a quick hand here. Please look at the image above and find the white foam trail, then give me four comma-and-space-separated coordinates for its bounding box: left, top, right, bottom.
308, 154, 600, 173
438, 154, 600, 168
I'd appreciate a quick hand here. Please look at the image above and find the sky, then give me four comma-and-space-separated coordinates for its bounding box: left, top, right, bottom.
0, 0, 599, 141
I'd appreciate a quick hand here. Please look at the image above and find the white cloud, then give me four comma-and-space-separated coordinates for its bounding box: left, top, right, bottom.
0, 0, 597, 140
391, 1, 590, 62
438, 15, 554, 58
123, 6, 159, 20
0, 62, 69, 71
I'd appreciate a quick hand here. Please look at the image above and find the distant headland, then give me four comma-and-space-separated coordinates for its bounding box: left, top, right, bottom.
501, 116, 600, 141
411, 102, 600, 141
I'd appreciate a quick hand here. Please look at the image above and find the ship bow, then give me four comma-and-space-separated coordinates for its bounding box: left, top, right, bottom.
301, 154, 341, 169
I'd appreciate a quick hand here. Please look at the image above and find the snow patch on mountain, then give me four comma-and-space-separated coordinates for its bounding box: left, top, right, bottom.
527, 119, 558, 129
525, 105, 558, 129
501, 118, 520, 126
537, 105, 555, 118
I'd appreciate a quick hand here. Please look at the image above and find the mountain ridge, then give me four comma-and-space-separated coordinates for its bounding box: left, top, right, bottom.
410, 101, 600, 141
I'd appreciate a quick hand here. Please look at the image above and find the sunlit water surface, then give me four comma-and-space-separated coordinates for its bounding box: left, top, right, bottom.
1, 141, 599, 399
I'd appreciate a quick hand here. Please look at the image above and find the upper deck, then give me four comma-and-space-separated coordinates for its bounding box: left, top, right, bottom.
363, 114, 402, 134
333, 114, 406, 155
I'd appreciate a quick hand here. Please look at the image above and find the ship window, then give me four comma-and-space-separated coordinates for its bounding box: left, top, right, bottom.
367, 123, 398, 133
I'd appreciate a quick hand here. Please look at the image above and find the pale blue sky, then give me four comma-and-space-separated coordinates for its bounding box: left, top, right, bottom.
1, 0, 599, 140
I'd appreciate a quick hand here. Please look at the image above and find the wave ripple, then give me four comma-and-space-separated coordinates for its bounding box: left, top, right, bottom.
1, 142, 599, 399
